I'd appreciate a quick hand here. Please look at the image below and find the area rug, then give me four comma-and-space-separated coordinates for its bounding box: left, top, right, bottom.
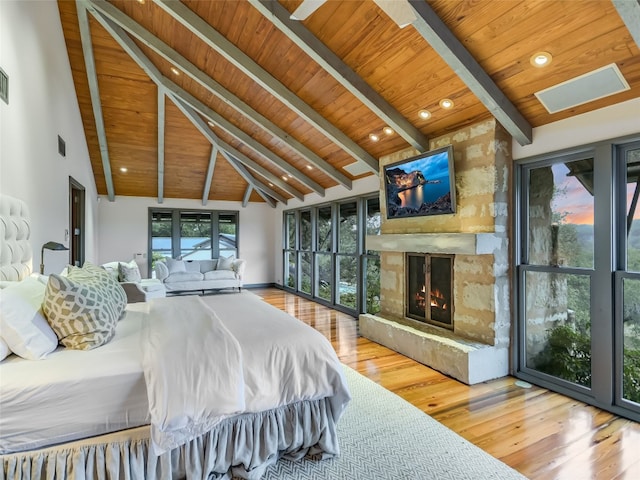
260, 365, 527, 480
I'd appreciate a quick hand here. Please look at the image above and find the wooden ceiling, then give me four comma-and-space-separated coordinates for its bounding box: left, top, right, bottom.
58, 0, 640, 206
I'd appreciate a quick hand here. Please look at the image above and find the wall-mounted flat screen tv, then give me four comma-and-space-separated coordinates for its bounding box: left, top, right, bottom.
383, 145, 456, 219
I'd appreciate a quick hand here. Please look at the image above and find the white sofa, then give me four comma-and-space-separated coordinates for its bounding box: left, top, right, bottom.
155, 257, 245, 294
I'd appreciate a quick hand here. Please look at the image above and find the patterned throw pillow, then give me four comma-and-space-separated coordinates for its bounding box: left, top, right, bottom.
42, 262, 126, 350
118, 260, 141, 283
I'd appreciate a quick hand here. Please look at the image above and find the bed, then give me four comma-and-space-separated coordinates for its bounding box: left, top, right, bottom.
0, 194, 351, 479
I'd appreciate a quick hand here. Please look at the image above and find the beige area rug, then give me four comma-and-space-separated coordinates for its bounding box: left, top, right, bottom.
260, 365, 527, 480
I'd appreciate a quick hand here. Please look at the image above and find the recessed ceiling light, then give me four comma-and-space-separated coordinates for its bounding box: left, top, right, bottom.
287, 173, 293, 178
207, 120, 214, 127
369, 133, 380, 142
383, 126, 394, 135
530, 51, 552, 68
439, 98, 454, 109
282, 176, 288, 181
170, 66, 180, 76
306, 165, 313, 170
418, 109, 431, 120
268, 182, 274, 187
137, 0, 145, 4
120, 167, 128, 173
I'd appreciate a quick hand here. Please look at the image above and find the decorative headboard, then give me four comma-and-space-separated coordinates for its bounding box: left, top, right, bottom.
0, 194, 32, 281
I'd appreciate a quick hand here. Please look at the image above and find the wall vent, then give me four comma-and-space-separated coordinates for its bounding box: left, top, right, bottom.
0, 67, 8, 105
535, 63, 630, 114
58, 135, 66, 157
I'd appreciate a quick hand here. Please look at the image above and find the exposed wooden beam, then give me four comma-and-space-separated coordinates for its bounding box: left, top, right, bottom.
408, 0, 533, 146
220, 152, 281, 208
76, 1, 115, 201
170, 95, 302, 202
242, 186, 253, 208
153, 0, 379, 173
612, 0, 640, 50
87, 6, 321, 197
157, 88, 165, 203
85, 0, 351, 189
161, 80, 325, 196
250, 0, 429, 152
202, 144, 217, 206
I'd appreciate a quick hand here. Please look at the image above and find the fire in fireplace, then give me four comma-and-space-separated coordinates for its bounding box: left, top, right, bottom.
406, 253, 454, 328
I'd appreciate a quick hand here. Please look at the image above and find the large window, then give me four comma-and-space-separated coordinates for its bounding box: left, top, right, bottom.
516, 138, 640, 422
149, 209, 238, 272
283, 194, 380, 315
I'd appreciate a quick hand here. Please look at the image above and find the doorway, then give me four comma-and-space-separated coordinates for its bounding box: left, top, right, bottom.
69, 177, 85, 267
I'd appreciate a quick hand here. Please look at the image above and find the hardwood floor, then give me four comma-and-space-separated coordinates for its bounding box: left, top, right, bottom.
253, 287, 640, 480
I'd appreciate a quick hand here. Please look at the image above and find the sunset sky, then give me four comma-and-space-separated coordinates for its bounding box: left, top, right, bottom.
551, 163, 639, 225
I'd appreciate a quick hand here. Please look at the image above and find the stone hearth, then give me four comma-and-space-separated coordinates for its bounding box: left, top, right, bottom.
360, 119, 512, 385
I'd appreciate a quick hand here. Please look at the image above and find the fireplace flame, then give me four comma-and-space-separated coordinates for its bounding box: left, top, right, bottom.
430, 288, 448, 310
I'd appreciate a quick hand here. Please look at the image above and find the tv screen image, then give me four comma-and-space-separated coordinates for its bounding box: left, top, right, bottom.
383, 145, 456, 219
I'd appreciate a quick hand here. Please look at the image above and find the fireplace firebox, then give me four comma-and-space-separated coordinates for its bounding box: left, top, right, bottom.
406, 253, 454, 329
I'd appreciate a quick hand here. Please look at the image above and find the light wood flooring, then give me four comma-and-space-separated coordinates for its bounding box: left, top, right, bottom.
253, 287, 640, 480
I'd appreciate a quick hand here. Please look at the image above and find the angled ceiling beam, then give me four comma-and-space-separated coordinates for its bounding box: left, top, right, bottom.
242, 186, 253, 208
249, 0, 429, 152
202, 144, 218, 206
153, 0, 380, 173
408, 0, 533, 146
220, 152, 280, 208
76, 1, 115, 201
157, 88, 165, 203
86, 6, 320, 197
86, 0, 351, 189
612, 0, 640, 50
170, 95, 300, 203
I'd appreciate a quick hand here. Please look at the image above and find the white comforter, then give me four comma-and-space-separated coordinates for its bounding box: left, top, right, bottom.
143, 296, 246, 454
142, 293, 350, 455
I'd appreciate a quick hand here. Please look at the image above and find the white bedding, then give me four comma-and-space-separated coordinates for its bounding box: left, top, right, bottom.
0, 303, 150, 454
0, 292, 350, 461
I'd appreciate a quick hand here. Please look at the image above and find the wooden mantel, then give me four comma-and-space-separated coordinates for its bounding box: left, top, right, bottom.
366, 232, 505, 255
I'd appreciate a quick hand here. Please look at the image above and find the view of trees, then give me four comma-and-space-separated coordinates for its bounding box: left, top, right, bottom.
532, 154, 640, 403
284, 197, 381, 313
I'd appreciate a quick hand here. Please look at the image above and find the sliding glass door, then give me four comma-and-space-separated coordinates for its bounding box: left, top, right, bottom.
516, 138, 640, 421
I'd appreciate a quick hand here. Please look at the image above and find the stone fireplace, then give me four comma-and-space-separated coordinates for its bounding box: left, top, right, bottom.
360, 119, 512, 385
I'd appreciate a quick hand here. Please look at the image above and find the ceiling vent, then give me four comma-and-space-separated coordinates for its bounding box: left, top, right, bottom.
344, 161, 373, 176
535, 63, 630, 114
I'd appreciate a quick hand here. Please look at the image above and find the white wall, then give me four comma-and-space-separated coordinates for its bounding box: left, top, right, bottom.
98, 196, 277, 285
272, 175, 380, 286
513, 98, 640, 160
0, 0, 99, 275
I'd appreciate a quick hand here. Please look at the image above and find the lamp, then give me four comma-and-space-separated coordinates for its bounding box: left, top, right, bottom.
40, 241, 69, 274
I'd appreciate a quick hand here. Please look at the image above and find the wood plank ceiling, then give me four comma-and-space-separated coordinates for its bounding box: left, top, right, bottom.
57, 0, 640, 206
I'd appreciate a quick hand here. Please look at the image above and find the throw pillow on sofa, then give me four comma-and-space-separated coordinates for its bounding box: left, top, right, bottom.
216, 255, 235, 271
118, 260, 142, 283
166, 258, 186, 274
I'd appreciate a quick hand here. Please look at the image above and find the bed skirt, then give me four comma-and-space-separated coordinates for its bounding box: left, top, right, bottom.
1, 397, 339, 480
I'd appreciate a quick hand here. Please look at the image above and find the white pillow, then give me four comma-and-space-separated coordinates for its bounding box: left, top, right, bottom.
166, 258, 186, 274
216, 255, 235, 271
119, 260, 142, 282
0, 336, 11, 361
0, 278, 58, 360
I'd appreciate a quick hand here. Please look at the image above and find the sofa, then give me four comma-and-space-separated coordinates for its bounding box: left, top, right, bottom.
101, 261, 166, 303
154, 256, 245, 294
